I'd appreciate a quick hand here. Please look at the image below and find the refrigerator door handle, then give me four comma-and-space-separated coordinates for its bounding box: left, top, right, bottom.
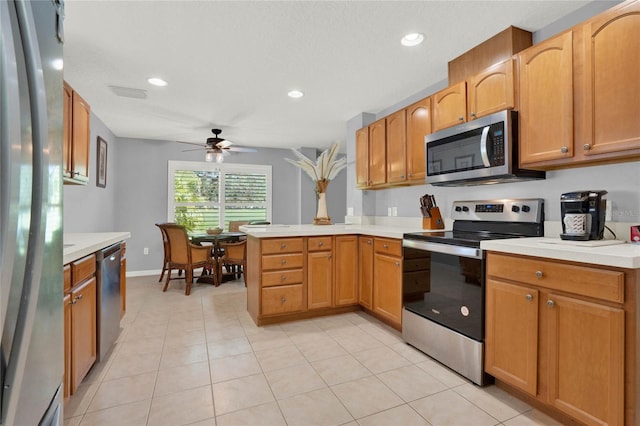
1, 1, 50, 424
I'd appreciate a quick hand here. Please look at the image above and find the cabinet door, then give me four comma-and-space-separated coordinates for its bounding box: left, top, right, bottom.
63, 82, 73, 179
519, 31, 574, 165
71, 277, 97, 393
386, 109, 407, 184
467, 59, 515, 120
335, 236, 358, 306
63, 294, 72, 399
546, 293, 624, 426
432, 81, 467, 132
355, 127, 369, 188
307, 250, 333, 310
373, 253, 402, 327
368, 118, 387, 186
358, 236, 374, 309
406, 97, 431, 181
71, 90, 91, 183
485, 279, 539, 396
579, 1, 640, 158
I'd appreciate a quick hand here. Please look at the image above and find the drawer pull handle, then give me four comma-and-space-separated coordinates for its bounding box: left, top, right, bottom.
383, 244, 388, 249
281, 244, 287, 249
560, 146, 568, 154
318, 241, 323, 247
535, 271, 543, 279
281, 259, 286, 265
458, 115, 464, 121
470, 112, 476, 118
281, 275, 286, 281
547, 299, 555, 308
281, 297, 287, 304
367, 240, 372, 245
525, 294, 533, 301
583, 143, 591, 151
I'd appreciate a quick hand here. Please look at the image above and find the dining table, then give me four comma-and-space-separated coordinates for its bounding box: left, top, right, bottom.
189, 231, 246, 285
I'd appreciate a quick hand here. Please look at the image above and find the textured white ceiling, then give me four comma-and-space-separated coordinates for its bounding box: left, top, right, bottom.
63, 0, 590, 151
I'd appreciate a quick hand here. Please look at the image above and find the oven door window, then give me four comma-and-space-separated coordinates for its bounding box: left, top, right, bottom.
403, 248, 484, 341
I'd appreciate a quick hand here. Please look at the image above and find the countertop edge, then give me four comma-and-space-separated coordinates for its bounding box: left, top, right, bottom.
238, 224, 430, 240
63, 232, 131, 265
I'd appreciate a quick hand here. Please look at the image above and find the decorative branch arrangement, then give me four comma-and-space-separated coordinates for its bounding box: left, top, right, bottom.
285, 143, 346, 225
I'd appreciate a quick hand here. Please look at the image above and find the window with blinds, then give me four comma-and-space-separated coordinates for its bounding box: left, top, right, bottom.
168, 161, 272, 233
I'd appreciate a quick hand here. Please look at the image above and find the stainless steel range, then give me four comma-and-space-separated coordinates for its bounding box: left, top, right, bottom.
402, 198, 544, 385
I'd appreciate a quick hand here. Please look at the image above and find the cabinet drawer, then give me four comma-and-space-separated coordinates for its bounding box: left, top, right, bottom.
262, 238, 303, 254
71, 254, 96, 286
262, 269, 304, 287
64, 264, 71, 293
308, 236, 332, 252
262, 253, 303, 271
487, 253, 624, 303
262, 284, 304, 315
374, 238, 402, 257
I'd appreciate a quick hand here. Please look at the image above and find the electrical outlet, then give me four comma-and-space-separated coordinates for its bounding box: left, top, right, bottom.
605, 200, 612, 221
387, 207, 392, 216
392, 207, 398, 216
143, 247, 149, 255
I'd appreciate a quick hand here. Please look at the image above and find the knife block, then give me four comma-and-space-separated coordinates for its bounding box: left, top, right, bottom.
422, 207, 445, 230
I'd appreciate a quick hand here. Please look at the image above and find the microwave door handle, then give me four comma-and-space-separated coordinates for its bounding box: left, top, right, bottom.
480, 126, 491, 167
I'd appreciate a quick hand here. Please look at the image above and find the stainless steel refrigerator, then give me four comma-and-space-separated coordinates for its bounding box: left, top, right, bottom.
1, 0, 65, 424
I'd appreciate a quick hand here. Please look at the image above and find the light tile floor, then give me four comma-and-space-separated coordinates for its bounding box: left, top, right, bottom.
64, 275, 565, 426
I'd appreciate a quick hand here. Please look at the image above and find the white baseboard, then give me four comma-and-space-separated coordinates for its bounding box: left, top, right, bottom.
126, 269, 161, 278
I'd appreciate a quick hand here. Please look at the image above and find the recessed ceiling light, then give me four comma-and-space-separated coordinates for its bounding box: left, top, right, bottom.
401, 33, 424, 47
288, 90, 304, 99
147, 77, 168, 87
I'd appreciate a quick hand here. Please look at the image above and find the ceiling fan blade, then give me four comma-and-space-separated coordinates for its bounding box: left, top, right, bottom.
227, 146, 257, 153
176, 140, 205, 147
217, 140, 233, 149
181, 147, 206, 152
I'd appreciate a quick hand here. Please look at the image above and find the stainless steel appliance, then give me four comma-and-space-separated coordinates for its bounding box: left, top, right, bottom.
1, 0, 65, 424
425, 110, 545, 186
560, 190, 608, 241
96, 244, 122, 361
402, 198, 544, 385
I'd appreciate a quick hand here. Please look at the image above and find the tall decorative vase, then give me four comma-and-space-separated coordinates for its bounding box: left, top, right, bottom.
314, 179, 331, 225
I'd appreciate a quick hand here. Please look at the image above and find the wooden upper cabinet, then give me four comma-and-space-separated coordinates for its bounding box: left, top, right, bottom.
368, 118, 387, 186
63, 81, 91, 184
385, 109, 407, 184
518, 31, 574, 166
577, 0, 640, 159
406, 97, 431, 182
432, 81, 467, 132
467, 59, 515, 120
355, 127, 369, 188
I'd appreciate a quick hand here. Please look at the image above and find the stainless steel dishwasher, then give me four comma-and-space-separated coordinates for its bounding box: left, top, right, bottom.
96, 243, 122, 361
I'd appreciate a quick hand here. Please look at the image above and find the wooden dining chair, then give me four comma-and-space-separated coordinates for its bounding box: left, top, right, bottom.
228, 221, 250, 232
157, 223, 216, 295
218, 240, 247, 285
155, 223, 172, 282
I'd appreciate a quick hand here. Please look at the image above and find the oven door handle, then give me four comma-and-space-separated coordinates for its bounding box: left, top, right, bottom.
480, 125, 491, 167
403, 239, 483, 259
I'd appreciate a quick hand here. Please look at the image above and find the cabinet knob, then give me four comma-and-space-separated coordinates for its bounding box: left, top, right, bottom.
525, 294, 533, 301
470, 112, 476, 118
535, 270, 543, 279
367, 240, 372, 245
408, 173, 413, 178
583, 143, 591, 151
76, 294, 83, 300
318, 241, 323, 247
395, 261, 400, 267
560, 146, 568, 154
281, 259, 286, 265
400, 175, 405, 179
458, 116, 464, 121
328, 254, 332, 260
281, 297, 287, 304
281, 275, 286, 281
383, 244, 388, 249
281, 243, 287, 249
547, 299, 555, 308
70, 298, 78, 305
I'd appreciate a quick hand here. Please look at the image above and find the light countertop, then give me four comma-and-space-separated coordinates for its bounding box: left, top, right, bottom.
239, 223, 438, 240
64, 232, 131, 265
482, 237, 640, 269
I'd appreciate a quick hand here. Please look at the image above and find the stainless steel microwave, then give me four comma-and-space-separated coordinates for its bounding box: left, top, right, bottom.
425, 110, 545, 186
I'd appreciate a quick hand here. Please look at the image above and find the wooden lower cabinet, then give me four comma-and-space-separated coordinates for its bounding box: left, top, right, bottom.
70, 277, 97, 394
262, 284, 304, 315
334, 235, 358, 306
358, 236, 374, 309
307, 249, 333, 310
372, 237, 403, 329
485, 252, 626, 426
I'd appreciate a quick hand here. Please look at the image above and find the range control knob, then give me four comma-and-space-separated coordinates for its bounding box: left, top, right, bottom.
511, 205, 520, 213
462, 206, 469, 212
455, 206, 462, 212
522, 205, 531, 213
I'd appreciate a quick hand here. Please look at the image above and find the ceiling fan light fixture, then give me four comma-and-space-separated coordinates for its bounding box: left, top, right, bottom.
287, 90, 304, 99
401, 33, 424, 47
205, 151, 214, 162
215, 152, 224, 163
147, 77, 168, 87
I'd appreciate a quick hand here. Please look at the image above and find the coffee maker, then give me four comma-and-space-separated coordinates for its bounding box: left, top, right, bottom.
560, 190, 608, 241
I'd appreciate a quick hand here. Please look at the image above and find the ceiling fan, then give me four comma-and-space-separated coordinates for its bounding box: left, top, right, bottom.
178, 128, 257, 163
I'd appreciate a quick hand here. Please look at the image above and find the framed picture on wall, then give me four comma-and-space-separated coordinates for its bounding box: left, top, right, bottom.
97, 136, 107, 188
